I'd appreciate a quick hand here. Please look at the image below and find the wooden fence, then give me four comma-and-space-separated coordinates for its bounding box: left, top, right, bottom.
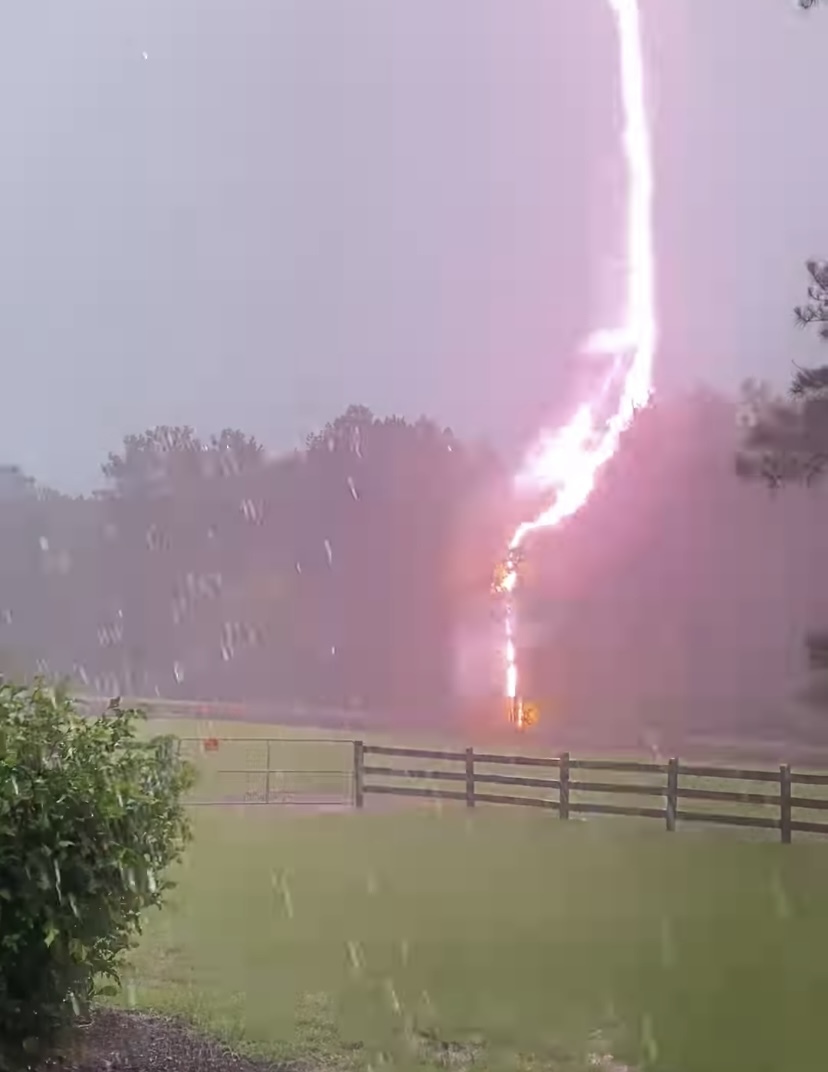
353, 742, 828, 843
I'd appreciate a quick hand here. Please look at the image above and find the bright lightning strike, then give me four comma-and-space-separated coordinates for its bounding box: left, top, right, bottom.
496, 0, 656, 728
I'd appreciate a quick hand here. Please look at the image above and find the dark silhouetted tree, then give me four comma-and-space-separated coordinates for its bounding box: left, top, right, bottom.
737, 259, 828, 686
736, 263, 828, 486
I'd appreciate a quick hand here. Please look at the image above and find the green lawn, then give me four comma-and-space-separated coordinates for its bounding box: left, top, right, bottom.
122, 803, 828, 1072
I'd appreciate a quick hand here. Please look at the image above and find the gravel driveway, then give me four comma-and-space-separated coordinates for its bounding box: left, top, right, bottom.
38, 1009, 289, 1072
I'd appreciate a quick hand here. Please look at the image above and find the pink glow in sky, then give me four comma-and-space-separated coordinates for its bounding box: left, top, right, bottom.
497, 0, 657, 721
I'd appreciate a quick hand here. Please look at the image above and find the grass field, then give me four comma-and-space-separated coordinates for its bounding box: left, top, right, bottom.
117, 718, 828, 1072
123, 805, 828, 1072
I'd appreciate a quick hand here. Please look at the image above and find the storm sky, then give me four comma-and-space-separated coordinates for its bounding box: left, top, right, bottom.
1, 0, 826, 492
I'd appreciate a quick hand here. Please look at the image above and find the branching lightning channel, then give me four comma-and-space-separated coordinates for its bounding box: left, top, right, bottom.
495, 0, 656, 725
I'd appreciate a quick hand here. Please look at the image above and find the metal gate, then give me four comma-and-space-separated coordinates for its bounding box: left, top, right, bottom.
177, 736, 355, 807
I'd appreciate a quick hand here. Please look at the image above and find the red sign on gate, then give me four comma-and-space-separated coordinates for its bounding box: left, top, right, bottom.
203, 737, 220, 753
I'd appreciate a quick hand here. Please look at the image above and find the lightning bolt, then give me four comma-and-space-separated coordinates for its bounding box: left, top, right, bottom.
497, 0, 656, 726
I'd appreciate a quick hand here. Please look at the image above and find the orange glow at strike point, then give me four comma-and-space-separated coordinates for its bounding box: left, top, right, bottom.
496, 0, 656, 728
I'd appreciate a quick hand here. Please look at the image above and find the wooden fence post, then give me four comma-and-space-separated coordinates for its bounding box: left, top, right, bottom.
780, 763, 792, 844
666, 757, 679, 832
353, 740, 364, 809
265, 739, 272, 805
465, 747, 475, 808
559, 752, 570, 820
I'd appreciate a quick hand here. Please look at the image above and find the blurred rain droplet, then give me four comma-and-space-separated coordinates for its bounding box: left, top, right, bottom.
641, 1013, 658, 1062
346, 940, 363, 974
771, 871, 791, 919
272, 872, 294, 919
281, 876, 294, 919
384, 978, 401, 1015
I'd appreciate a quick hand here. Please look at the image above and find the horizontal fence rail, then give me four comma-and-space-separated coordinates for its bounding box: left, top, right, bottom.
355, 742, 828, 843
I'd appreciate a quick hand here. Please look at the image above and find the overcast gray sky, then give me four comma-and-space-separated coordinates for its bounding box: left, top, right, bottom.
0, 0, 826, 493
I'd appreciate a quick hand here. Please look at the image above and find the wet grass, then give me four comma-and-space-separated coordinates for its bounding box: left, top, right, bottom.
123, 804, 828, 1072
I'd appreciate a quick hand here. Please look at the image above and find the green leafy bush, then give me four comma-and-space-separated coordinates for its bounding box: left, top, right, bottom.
0, 681, 194, 1068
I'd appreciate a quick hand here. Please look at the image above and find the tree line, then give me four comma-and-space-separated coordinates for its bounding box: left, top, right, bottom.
5, 280, 828, 743
0, 406, 499, 722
